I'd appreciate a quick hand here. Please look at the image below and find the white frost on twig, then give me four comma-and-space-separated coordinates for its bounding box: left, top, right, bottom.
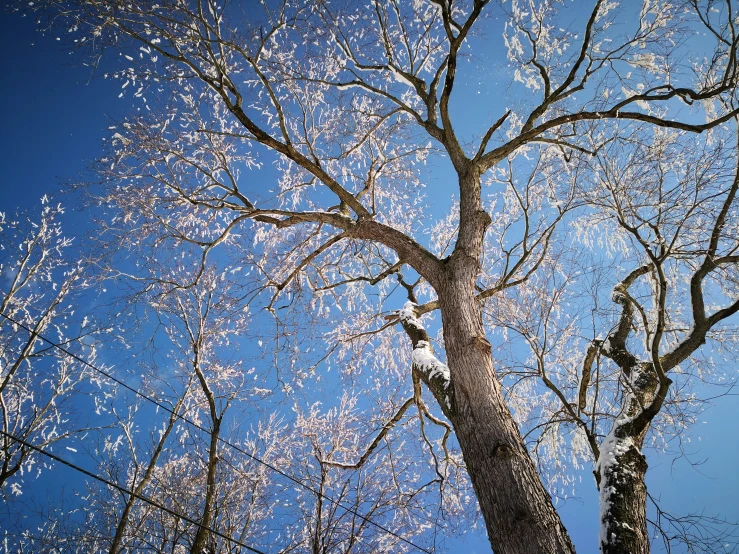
334, 81, 365, 92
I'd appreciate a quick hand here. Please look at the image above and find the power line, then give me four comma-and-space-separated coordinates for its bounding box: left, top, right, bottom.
0, 312, 431, 554
0, 429, 266, 554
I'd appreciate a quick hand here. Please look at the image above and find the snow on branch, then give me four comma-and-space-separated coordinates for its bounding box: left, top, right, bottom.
398, 301, 452, 413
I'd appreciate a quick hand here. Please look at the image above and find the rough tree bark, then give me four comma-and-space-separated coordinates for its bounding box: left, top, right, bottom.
400, 289, 575, 554
595, 365, 660, 554
27, 0, 739, 551
399, 192, 576, 554
591, 150, 739, 553
440, 294, 575, 554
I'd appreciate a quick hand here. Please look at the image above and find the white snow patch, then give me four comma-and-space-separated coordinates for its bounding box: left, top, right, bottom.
413, 341, 451, 385
595, 367, 646, 548
335, 82, 365, 92
399, 302, 452, 408
398, 300, 418, 324
596, 424, 635, 548
388, 66, 415, 88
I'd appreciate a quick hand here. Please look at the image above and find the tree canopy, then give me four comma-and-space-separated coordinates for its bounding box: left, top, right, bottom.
2, 0, 739, 553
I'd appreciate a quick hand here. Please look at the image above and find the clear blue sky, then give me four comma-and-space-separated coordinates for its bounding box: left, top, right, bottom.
1, 7, 737, 554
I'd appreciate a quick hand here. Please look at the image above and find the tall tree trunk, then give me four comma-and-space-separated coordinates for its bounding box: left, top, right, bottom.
438, 274, 575, 554
110, 388, 190, 554
596, 365, 661, 554
597, 428, 649, 554
394, 167, 576, 554
190, 417, 221, 554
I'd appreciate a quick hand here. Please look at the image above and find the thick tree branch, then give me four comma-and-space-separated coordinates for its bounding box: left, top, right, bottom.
322, 397, 415, 470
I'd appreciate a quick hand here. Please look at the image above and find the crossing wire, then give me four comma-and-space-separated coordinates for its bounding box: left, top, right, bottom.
0, 429, 267, 554
0, 311, 431, 554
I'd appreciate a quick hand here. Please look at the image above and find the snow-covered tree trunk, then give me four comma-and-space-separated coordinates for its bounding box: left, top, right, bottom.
597, 429, 650, 554
595, 366, 660, 554
590, 144, 739, 551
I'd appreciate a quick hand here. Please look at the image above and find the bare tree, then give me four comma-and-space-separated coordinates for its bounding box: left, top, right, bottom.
16, 0, 739, 552
0, 201, 102, 494
61, 269, 285, 554
585, 126, 739, 554
486, 123, 739, 553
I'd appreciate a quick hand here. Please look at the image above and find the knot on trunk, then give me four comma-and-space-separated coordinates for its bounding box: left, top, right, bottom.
468, 335, 492, 354
478, 209, 492, 227
492, 442, 515, 459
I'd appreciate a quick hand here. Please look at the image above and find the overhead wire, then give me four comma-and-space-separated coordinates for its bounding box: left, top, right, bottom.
0, 429, 266, 554
0, 311, 432, 554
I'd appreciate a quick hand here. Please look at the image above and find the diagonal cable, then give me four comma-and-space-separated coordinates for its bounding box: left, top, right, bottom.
0, 311, 431, 554
0, 429, 266, 554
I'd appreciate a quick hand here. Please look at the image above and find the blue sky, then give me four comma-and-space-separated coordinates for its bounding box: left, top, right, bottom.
1, 6, 738, 554
0, 13, 117, 212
